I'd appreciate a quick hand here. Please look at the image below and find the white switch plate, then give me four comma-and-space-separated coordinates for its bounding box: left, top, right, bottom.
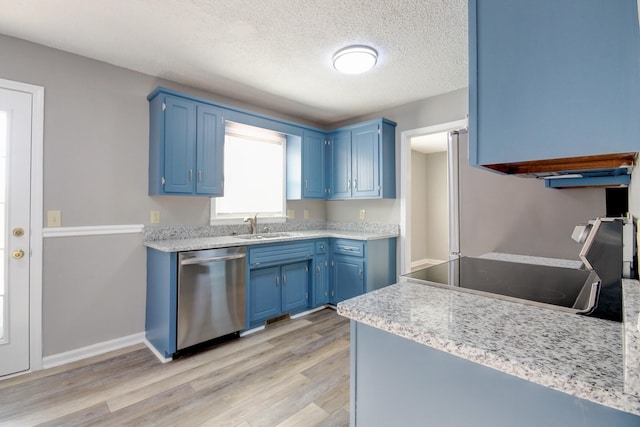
150, 210, 161, 224
287, 209, 295, 219
47, 210, 61, 227
359, 209, 366, 220
304, 209, 310, 219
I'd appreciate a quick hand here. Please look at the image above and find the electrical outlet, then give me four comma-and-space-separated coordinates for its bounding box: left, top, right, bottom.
304, 209, 310, 219
287, 209, 295, 219
150, 210, 161, 224
359, 209, 366, 220
47, 210, 62, 227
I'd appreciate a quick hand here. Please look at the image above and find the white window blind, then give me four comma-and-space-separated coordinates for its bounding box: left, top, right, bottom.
213, 121, 286, 219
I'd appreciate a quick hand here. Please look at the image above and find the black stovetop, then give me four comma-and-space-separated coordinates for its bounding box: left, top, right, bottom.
403, 257, 594, 309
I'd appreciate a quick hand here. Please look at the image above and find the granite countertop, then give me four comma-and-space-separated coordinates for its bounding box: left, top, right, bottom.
144, 229, 399, 252
338, 264, 640, 415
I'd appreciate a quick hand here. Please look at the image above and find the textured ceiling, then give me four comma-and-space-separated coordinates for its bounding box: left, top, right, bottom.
0, 0, 468, 125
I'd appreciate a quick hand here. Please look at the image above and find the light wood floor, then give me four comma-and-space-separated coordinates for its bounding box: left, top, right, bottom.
0, 308, 350, 427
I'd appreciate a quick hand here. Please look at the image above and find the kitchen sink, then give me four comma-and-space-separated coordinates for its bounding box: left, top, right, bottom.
235, 232, 294, 240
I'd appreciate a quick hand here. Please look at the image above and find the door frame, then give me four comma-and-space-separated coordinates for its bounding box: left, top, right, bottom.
399, 118, 467, 275
0, 78, 44, 373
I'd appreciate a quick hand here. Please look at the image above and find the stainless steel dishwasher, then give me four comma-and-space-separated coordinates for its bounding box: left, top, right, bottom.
177, 246, 246, 351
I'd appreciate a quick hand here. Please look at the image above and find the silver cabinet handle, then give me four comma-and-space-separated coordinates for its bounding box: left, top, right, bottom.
347, 179, 351, 190
188, 169, 193, 182
283, 274, 287, 285
276, 276, 279, 287
198, 170, 202, 182
304, 179, 308, 189
353, 179, 357, 189
359, 269, 363, 280
317, 265, 321, 274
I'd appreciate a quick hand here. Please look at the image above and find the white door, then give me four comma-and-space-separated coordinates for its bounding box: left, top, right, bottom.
0, 87, 32, 377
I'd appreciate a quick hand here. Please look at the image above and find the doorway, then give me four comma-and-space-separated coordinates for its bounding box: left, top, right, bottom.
0, 79, 44, 377
399, 119, 467, 275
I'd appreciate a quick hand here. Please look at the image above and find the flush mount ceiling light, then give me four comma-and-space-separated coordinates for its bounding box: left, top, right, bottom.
333, 45, 378, 74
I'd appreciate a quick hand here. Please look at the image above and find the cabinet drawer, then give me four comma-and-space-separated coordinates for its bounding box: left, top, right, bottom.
315, 240, 328, 254
332, 239, 365, 257
249, 242, 314, 267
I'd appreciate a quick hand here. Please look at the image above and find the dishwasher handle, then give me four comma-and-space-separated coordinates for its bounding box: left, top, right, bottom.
180, 252, 247, 266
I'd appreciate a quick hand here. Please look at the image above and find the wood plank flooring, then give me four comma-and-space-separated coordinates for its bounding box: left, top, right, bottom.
0, 308, 350, 427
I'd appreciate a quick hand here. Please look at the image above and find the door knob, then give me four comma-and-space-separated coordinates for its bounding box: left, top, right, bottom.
13, 228, 24, 237
12, 249, 24, 259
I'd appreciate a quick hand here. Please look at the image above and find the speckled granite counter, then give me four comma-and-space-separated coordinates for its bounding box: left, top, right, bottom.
144, 223, 399, 252
338, 278, 640, 415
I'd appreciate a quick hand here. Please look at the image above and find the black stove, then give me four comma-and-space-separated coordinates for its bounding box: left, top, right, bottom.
403, 257, 599, 312
403, 218, 627, 322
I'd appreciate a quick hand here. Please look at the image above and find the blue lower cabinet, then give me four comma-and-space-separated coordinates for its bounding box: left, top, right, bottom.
331, 255, 364, 304
145, 248, 179, 358
329, 238, 397, 304
248, 262, 311, 326
247, 241, 315, 328
313, 254, 330, 306
281, 262, 310, 312
249, 266, 280, 322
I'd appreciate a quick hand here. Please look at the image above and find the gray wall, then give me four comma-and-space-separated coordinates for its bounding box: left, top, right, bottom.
457, 133, 606, 259
0, 34, 326, 356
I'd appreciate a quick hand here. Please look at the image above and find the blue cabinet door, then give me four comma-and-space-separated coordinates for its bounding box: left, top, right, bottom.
352, 123, 380, 198
469, 0, 640, 166
313, 254, 329, 307
163, 96, 196, 193
332, 255, 364, 304
328, 131, 352, 199
302, 130, 326, 198
281, 262, 309, 313
196, 104, 224, 196
249, 266, 280, 322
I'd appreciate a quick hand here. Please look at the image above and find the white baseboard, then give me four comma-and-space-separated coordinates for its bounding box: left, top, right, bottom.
144, 339, 173, 364
42, 332, 145, 369
411, 258, 446, 269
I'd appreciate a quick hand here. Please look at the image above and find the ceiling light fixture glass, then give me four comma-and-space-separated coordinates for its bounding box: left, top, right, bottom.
333, 45, 378, 74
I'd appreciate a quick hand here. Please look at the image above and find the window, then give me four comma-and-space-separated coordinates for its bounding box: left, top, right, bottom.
211, 121, 286, 222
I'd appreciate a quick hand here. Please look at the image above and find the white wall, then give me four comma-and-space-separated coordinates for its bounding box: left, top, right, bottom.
411, 152, 429, 262
411, 151, 449, 264
423, 151, 449, 261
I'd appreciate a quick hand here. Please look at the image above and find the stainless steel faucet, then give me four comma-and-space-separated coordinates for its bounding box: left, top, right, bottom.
244, 213, 258, 234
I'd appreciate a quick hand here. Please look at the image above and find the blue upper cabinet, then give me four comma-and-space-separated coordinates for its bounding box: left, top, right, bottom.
327, 130, 352, 199
148, 90, 224, 196
302, 130, 327, 198
196, 104, 225, 195
328, 119, 396, 199
286, 130, 329, 200
161, 96, 196, 194
469, 0, 640, 167
352, 124, 381, 198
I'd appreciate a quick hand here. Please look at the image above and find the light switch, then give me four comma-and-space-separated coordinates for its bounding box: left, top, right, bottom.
150, 210, 161, 224
359, 209, 366, 220
287, 209, 295, 219
304, 209, 310, 219
47, 210, 61, 227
